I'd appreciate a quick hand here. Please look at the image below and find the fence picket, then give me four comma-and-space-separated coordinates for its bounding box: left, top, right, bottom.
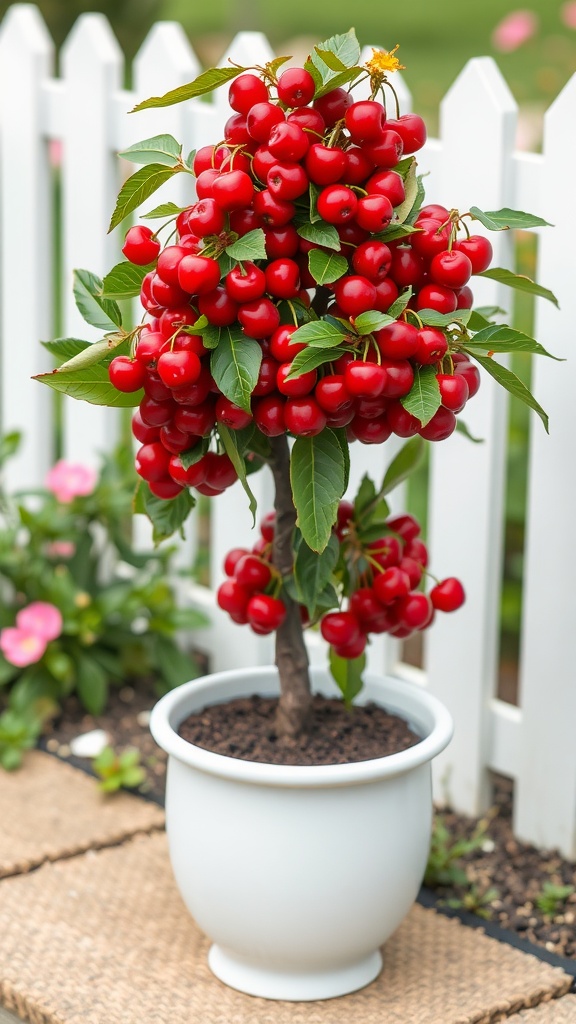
0, 5, 55, 490
424, 58, 517, 814
515, 74, 576, 855
0, 6, 575, 854
60, 14, 124, 466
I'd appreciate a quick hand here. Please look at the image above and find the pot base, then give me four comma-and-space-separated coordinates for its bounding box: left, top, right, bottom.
208, 944, 383, 1001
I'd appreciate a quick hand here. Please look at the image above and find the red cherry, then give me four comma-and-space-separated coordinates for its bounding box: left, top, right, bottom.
156, 349, 201, 389
247, 593, 286, 633
148, 477, 185, 500
453, 359, 481, 398
217, 578, 251, 619
235, 553, 273, 592
135, 442, 171, 482
267, 162, 309, 200
352, 240, 392, 282
253, 394, 286, 436
386, 513, 421, 543
355, 194, 394, 232
333, 275, 377, 316
454, 234, 493, 274
247, 101, 285, 142
238, 298, 281, 339
419, 406, 457, 441
305, 144, 347, 186
386, 114, 427, 154
373, 567, 411, 604
430, 250, 472, 289
397, 592, 433, 630
108, 356, 145, 393
223, 547, 250, 576
320, 611, 361, 647
132, 409, 160, 445
436, 373, 469, 412
177, 255, 221, 295
374, 321, 419, 360
212, 170, 254, 211
415, 284, 458, 315
313, 87, 353, 127
365, 169, 405, 207
225, 262, 266, 303
317, 185, 358, 225
228, 73, 268, 115
268, 121, 309, 162
277, 362, 317, 397
265, 258, 301, 299
344, 100, 386, 142
430, 577, 466, 612
362, 130, 404, 168
183, 200, 225, 238
215, 395, 253, 430
284, 397, 326, 436
415, 327, 448, 365
198, 287, 239, 327
122, 225, 160, 266
344, 362, 387, 398
277, 66, 315, 107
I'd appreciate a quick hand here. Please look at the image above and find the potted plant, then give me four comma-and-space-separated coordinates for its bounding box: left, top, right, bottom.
36, 29, 556, 1000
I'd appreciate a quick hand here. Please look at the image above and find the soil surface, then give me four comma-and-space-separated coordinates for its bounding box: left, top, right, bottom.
178, 693, 420, 765
43, 681, 576, 962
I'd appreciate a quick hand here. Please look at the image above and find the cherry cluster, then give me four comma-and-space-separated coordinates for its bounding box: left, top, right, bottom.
217, 504, 464, 655
321, 503, 464, 658
107, 63, 492, 499
216, 512, 287, 634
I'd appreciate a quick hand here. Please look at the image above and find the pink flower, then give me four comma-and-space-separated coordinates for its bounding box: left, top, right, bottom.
561, 1, 576, 28
16, 602, 63, 642
45, 460, 97, 503
0, 628, 47, 667
492, 10, 538, 52
45, 540, 76, 559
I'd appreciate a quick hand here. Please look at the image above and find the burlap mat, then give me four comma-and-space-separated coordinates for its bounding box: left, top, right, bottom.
0, 750, 164, 878
0, 831, 571, 1024
506, 997, 576, 1021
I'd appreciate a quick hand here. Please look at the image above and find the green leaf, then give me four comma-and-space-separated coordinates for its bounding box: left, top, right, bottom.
294, 531, 339, 615
464, 351, 549, 432
405, 174, 426, 225
265, 55, 292, 77
456, 420, 484, 444
478, 268, 559, 308
179, 439, 209, 470
57, 338, 124, 372
225, 228, 267, 262
289, 319, 348, 349
0, 430, 21, 469
102, 261, 152, 300
181, 314, 209, 336
141, 201, 187, 220
469, 206, 553, 231
108, 163, 182, 232
33, 361, 142, 408
331, 426, 350, 493
376, 223, 421, 243
42, 338, 91, 364
217, 423, 257, 525
198, 323, 221, 350
217, 251, 237, 276
73, 269, 122, 331
309, 181, 321, 223
381, 437, 425, 496
290, 429, 346, 553
353, 474, 376, 519
400, 365, 442, 427
132, 66, 248, 111
153, 634, 198, 690
311, 29, 361, 76
463, 324, 562, 360
329, 648, 365, 707
314, 67, 363, 98
119, 134, 182, 167
395, 160, 419, 223
297, 221, 340, 251
284, 345, 346, 380
418, 308, 472, 328
308, 249, 348, 285
76, 654, 108, 715
314, 47, 348, 72
387, 287, 413, 318
467, 306, 506, 332
142, 486, 196, 543
210, 327, 262, 413
353, 310, 396, 335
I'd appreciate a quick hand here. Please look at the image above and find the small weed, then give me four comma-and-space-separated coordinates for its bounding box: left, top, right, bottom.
444, 885, 499, 920
535, 882, 575, 917
0, 698, 55, 770
93, 746, 146, 793
424, 815, 490, 888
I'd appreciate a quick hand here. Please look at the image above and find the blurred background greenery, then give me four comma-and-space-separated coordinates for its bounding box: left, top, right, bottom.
3, 0, 576, 132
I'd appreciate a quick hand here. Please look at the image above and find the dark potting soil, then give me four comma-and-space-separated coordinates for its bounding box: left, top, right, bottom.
177, 693, 420, 765
42, 681, 576, 962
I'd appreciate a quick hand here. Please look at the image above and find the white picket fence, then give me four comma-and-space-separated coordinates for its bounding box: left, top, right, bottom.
1, 4, 575, 857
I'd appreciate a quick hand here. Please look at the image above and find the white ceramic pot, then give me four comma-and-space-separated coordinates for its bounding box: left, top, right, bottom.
150, 666, 453, 1002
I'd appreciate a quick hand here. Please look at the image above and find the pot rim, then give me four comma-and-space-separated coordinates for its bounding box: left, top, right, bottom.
150, 666, 453, 788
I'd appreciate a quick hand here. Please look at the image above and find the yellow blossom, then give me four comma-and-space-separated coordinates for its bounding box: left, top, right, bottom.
365, 45, 405, 76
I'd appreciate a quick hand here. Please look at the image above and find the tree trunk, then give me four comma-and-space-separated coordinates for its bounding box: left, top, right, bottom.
269, 434, 313, 739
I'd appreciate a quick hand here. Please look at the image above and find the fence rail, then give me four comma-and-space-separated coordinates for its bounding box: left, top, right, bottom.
1, 4, 575, 856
